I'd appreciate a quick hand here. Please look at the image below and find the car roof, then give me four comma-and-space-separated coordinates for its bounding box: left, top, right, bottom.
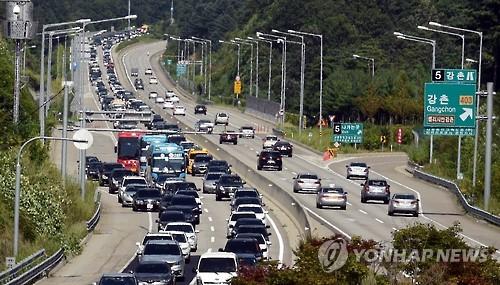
200, 252, 237, 259
145, 239, 178, 245
101, 273, 135, 278
167, 222, 193, 227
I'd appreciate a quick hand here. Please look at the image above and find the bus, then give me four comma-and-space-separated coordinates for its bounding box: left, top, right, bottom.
139, 134, 168, 176
148, 143, 186, 181
116, 131, 143, 174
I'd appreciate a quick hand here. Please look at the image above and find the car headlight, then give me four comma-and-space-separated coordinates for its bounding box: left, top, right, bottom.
188, 235, 195, 240
136, 200, 144, 204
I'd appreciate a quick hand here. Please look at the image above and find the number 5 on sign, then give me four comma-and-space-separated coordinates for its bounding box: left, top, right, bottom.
333, 123, 341, 134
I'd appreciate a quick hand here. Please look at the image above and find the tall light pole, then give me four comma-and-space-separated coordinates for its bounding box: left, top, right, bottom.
288, 30, 324, 139
190, 39, 206, 95
248, 37, 273, 101
233, 39, 254, 98
192, 36, 212, 100
170, 0, 174, 25
237, 37, 259, 98
395, 32, 436, 164
352, 54, 375, 78
219, 40, 240, 76
22, 44, 36, 77
429, 21, 483, 187
418, 25, 466, 181
14, 136, 88, 257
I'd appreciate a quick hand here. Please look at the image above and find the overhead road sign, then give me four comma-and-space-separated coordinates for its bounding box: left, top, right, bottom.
432, 69, 477, 84
332, 123, 363, 144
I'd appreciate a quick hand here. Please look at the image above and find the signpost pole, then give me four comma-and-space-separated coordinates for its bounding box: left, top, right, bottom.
483, 82, 493, 211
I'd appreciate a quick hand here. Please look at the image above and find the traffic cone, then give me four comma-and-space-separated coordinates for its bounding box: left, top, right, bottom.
322, 151, 331, 161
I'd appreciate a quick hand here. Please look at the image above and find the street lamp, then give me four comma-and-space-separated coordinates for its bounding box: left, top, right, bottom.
233, 38, 254, 97
192, 36, 213, 101
352, 54, 375, 78
219, 40, 241, 76
288, 29, 324, 138
13, 136, 88, 257
190, 38, 206, 95
236, 37, 259, 98
21, 44, 36, 77
249, 36, 272, 100
429, 21, 484, 188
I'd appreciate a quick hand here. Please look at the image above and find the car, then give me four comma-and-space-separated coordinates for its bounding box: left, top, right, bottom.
109, 168, 134, 194
120, 184, 148, 207
361, 179, 391, 204
145, 114, 163, 130
215, 174, 245, 201
155, 97, 165, 103
132, 189, 162, 211
193, 252, 238, 285
164, 181, 198, 194
163, 222, 199, 251
145, 68, 153, 75
119, 176, 148, 195
116, 120, 138, 130
163, 231, 191, 262
262, 135, 279, 149
133, 260, 175, 285
99, 162, 124, 186
134, 78, 144, 90
149, 76, 158, 84
179, 141, 195, 154
136, 232, 174, 256
156, 210, 187, 231
190, 154, 213, 176
96, 273, 138, 285
231, 197, 262, 212
293, 173, 321, 193
232, 225, 271, 241
195, 119, 214, 133
207, 160, 231, 174
173, 106, 186, 116
388, 193, 419, 217
139, 240, 185, 280
234, 204, 268, 225
194, 104, 207, 115
165, 205, 198, 226
149, 91, 158, 99
165, 90, 175, 98
225, 211, 257, 238
175, 190, 202, 210
229, 218, 268, 239
219, 131, 238, 145
170, 195, 201, 223
86, 156, 100, 165
170, 95, 180, 103
163, 100, 174, 109
235, 233, 271, 260
130, 67, 139, 77
231, 188, 262, 208
215, 112, 229, 125
202, 172, 225, 193
239, 126, 255, 138
346, 162, 370, 179
316, 186, 347, 209
220, 238, 263, 261
272, 141, 293, 157
257, 150, 282, 171
86, 161, 103, 180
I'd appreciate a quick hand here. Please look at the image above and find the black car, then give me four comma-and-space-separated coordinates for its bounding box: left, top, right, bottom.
219, 131, 238, 145
257, 150, 282, 171
167, 134, 186, 145
231, 197, 263, 212
156, 210, 187, 231
97, 273, 138, 285
165, 182, 198, 194
146, 114, 164, 130
233, 225, 271, 241
132, 189, 162, 212
272, 141, 293, 157
86, 156, 100, 165
220, 238, 263, 261
194, 104, 207, 115
86, 161, 103, 180
165, 205, 197, 226
99, 162, 124, 186
108, 168, 134, 193
191, 155, 213, 176
230, 218, 268, 238
134, 78, 144, 90
215, 174, 245, 201
169, 195, 201, 223
133, 260, 174, 285
153, 173, 179, 190
207, 160, 231, 174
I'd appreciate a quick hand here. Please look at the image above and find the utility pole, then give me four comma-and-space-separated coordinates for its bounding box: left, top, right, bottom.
483, 82, 494, 211
61, 35, 69, 183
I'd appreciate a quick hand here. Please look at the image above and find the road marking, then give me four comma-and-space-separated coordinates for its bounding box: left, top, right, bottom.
375, 218, 384, 224
204, 208, 209, 213
148, 212, 153, 233
250, 147, 254, 151
346, 202, 352, 206
291, 171, 297, 176
266, 213, 284, 268
121, 51, 137, 92
207, 248, 212, 253
392, 227, 397, 231
210, 226, 215, 232
359, 209, 368, 215
284, 167, 288, 170
211, 236, 215, 243
268, 184, 273, 187
208, 216, 213, 222
303, 206, 351, 239
120, 252, 138, 273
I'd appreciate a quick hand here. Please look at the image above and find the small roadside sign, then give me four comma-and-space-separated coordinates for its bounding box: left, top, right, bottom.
176, 64, 187, 76
332, 123, 363, 144
234, 80, 242, 95
432, 69, 477, 84
6, 257, 15, 270
396, 128, 403, 144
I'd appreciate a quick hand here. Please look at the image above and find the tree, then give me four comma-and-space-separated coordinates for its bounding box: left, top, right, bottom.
356, 83, 381, 123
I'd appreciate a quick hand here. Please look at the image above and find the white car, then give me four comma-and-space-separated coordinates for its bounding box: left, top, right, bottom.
164, 231, 192, 262
194, 252, 238, 285
225, 211, 257, 238
155, 97, 165, 103
119, 176, 148, 195
148, 91, 158, 99
163, 100, 174, 109
149, 76, 158, 84
165, 90, 175, 98
170, 95, 180, 103
235, 204, 268, 225
215, 112, 229, 125
173, 106, 186, 116
262, 135, 279, 148
346, 162, 370, 180
162, 222, 199, 250
145, 68, 153, 75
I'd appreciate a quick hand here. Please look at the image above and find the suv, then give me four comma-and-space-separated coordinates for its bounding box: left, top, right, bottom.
361, 179, 391, 204
96, 273, 138, 285
139, 240, 185, 280
257, 150, 282, 171
215, 112, 229, 125
145, 68, 153, 75
215, 174, 245, 201
194, 252, 238, 285
262, 135, 279, 149
195, 119, 214, 133
239, 126, 255, 138
99, 162, 124, 186
220, 131, 238, 145
134, 78, 144, 90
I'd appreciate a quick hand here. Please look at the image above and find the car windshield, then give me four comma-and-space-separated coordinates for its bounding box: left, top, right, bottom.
123, 179, 146, 186
235, 198, 260, 205
218, 113, 227, 117
351, 162, 367, 167
171, 196, 196, 206
238, 227, 268, 240
135, 190, 161, 198
299, 174, 318, 180
175, 182, 197, 191
241, 126, 253, 130
104, 164, 124, 171
199, 120, 211, 124
159, 212, 185, 221
236, 191, 258, 198
206, 173, 223, 180
152, 159, 184, 171
181, 142, 195, 150
165, 224, 193, 233
198, 258, 236, 273
225, 240, 258, 253
368, 180, 387, 187
237, 234, 265, 244
323, 188, 344, 193
135, 263, 170, 274
220, 176, 241, 184
176, 191, 199, 198
194, 156, 211, 162
209, 161, 227, 167
99, 277, 136, 285
394, 194, 416, 200
238, 206, 263, 214
118, 137, 140, 159
143, 235, 173, 245
112, 170, 133, 179
143, 244, 180, 255
231, 213, 257, 221
266, 136, 277, 140
171, 233, 187, 243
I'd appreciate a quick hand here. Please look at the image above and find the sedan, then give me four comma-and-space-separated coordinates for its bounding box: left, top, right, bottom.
316, 186, 347, 210
155, 97, 165, 103
149, 76, 158, 84
361, 179, 391, 204
173, 106, 186, 116
132, 189, 162, 212
388, 193, 419, 217
163, 100, 174, 109
293, 173, 321, 193
194, 104, 207, 115
219, 131, 238, 145
202, 172, 225, 193
346, 162, 369, 180
170, 95, 180, 103
149, 91, 158, 99
272, 141, 293, 157
133, 260, 174, 285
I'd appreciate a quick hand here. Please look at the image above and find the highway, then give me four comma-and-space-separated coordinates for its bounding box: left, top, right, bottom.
119, 40, 499, 251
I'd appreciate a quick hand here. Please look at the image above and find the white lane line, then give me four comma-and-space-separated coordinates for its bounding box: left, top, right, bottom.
375, 218, 384, 224
210, 226, 215, 232
148, 212, 153, 233
208, 216, 213, 222
359, 209, 368, 215
266, 214, 284, 268
284, 167, 288, 171
211, 236, 215, 243
346, 202, 352, 206
392, 227, 398, 231
291, 171, 297, 176
303, 206, 352, 239
121, 51, 137, 92
204, 208, 209, 213
250, 147, 254, 151
207, 248, 212, 253
120, 252, 137, 273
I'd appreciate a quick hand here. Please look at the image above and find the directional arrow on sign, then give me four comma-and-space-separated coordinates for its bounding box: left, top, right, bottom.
460, 108, 473, 121
357, 130, 362, 135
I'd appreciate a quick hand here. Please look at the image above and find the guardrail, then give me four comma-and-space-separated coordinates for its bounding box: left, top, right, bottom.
0, 250, 46, 284
407, 162, 500, 226
87, 192, 102, 232
4, 249, 64, 285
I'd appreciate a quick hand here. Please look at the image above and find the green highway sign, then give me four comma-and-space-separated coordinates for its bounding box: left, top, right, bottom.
424, 127, 475, 136
176, 64, 187, 76
432, 69, 477, 84
167, 59, 172, 65
424, 83, 476, 131
332, 123, 363, 144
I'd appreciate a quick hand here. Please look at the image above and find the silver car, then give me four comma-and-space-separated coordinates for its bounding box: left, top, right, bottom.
202, 172, 224, 193
139, 240, 185, 279
293, 173, 321, 193
316, 186, 347, 210
346, 162, 369, 180
388, 193, 419, 217
361, 179, 391, 204
164, 231, 192, 262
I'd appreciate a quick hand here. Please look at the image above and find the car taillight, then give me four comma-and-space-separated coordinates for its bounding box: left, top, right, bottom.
385, 187, 390, 193
364, 169, 368, 173
411, 201, 417, 205
348, 167, 352, 172
394, 201, 399, 204
314, 181, 321, 184
297, 180, 304, 183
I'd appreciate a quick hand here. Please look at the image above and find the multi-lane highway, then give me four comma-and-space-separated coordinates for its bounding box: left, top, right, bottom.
120, 40, 499, 251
